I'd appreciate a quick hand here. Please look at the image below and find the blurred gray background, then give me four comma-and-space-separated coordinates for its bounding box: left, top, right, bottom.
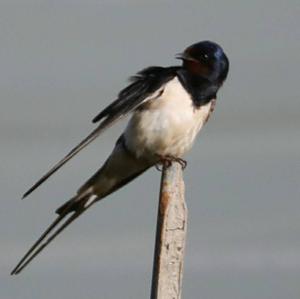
1, 1, 299, 298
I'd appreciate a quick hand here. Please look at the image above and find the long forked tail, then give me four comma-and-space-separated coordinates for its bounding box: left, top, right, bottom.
11, 198, 96, 275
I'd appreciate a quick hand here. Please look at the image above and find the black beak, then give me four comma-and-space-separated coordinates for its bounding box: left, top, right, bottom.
175, 52, 197, 62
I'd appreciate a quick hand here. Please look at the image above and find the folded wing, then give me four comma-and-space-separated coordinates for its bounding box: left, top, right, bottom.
23, 66, 178, 198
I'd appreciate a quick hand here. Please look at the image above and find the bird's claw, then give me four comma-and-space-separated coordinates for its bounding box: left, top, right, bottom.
155, 156, 187, 171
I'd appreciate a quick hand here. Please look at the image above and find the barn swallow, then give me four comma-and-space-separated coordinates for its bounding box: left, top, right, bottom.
11, 40, 229, 275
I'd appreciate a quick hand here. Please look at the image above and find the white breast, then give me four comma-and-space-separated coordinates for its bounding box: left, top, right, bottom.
124, 76, 212, 159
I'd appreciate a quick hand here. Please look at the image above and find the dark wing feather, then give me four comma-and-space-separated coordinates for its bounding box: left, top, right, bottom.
23, 66, 178, 198
92, 66, 178, 123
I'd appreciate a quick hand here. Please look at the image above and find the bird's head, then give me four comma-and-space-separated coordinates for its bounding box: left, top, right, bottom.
176, 41, 229, 84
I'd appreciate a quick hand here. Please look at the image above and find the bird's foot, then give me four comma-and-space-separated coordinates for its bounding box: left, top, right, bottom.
155, 155, 187, 171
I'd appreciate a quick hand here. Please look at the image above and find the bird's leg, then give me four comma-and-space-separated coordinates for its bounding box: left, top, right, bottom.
155, 155, 187, 171
170, 156, 187, 169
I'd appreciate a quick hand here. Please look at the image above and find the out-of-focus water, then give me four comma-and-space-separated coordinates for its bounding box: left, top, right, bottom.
1, 1, 299, 299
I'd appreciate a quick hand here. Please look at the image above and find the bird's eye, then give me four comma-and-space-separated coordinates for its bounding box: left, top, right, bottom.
203, 54, 209, 60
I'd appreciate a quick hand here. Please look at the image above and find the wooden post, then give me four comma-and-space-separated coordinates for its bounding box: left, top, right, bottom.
151, 162, 187, 299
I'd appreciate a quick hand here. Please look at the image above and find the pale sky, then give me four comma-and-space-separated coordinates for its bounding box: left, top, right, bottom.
1, 1, 299, 298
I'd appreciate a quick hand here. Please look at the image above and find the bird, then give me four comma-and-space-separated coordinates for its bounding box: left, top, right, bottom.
11, 40, 229, 275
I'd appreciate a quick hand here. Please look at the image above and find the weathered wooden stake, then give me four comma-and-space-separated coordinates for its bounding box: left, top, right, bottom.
151, 162, 187, 299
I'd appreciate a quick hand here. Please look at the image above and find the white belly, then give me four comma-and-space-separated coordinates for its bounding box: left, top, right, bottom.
124, 76, 212, 159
